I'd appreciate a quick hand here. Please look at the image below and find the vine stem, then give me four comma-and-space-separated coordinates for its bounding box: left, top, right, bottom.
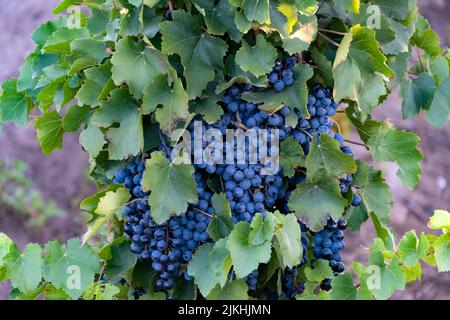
193, 207, 213, 218
344, 139, 367, 147
318, 28, 347, 36
318, 31, 340, 47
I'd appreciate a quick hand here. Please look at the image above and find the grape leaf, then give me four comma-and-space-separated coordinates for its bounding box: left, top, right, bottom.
304, 259, 334, 282
192, 0, 240, 41
4, 243, 43, 293
371, 0, 414, 20
226, 213, 275, 278
279, 136, 305, 178
433, 233, 450, 272
160, 11, 228, 98
305, 134, 357, 180
242, 64, 314, 118
428, 210, 450, 232
335, 0, 360, 14
93, 88, 143, 160
235, 34, 277, 77
330, 273, 357, 300
35, 110, 65, 155
191, 97, 224, 124
412, 15, 443, 57
366, 123, 423, 190
76, 62, 115, 106
367, 252, 405, 300
142, 73, 190, 134
207, 193, 235, 241
0, 79, 30, 126
282, 14, 318, 55
333, 25, 392, 120
207, 279, 249, 300
70, 38, 109, 64
111, 36, 170, 99
273, 212, 302, 268
289, 178, 348, 232
98, 238, 137, 281
352, 161, 392, 226
142, 151, 198, 224
0, 233, 13, 265
43, 27, 90, 54
63, 104, 94, 132
400, 73, 436, 119
398, 231, 430, 267
188, 240, 231, 297
242, 0, 270, 23
79, 123, 105, 158
43, 238, 100, 300
95, 187, 130, 217
425, 77, 450, 128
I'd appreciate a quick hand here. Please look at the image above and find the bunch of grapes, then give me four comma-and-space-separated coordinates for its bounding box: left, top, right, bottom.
115, 160, 213, 291
115, 55, 359, 296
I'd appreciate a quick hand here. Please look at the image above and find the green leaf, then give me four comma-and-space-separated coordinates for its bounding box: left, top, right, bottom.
305, 134, 356, 180
207, 193, 235, 241
335, 0, 360, 14
76, 62, 115, 106
160, 11, 228, 98
63, 105, 93, 132
95, 187, 130, 217
99, 238, 137, 281
70, 38, 109, 64
191, 97, 224, 124
333, 25, 392, 119
111, 36, 170, 98
79, 123, 105, 158
142, 151, 197, 224
4, 243, 43, 293
398, 231, 430, 267
371, 0, 414, 20
188, 240, 231, 297
412, 15, 443, 57
226, 213, 275, 278
273, 212, 302, 268
367, 252, 405, 300
304, 259, 334, 282
352, 161, 392, 226
0, 233, 13, 266
242, 64, 314, 118
282, 14, 318, 55
43, 238, 99, 300
367, 123, 423, 190
35, 111, 65, 155
400, 73, 436, 119
428, 210, 450, 232
433, 233, 450, 272
93, 88, 143, 160
279, 136, 305, 178
242, 0, 270, 23
43, 27, 90, 54
289, 178, 348, 232
330, 273, 357, 300
235, 34, 277, 77
207, 279, 249, 300
142, 73, 190, 134
425, 77, 450, 128
0, 79, 30, 126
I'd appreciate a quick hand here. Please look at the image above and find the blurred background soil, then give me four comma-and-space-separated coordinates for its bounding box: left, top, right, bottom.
0, 0, 449, 299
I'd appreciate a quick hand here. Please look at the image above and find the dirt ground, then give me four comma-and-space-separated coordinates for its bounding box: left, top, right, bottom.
0, 0, 449, 299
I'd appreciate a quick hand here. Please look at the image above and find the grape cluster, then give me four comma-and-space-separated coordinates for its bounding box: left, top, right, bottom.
312, 218, 347, 274
268, 56, 297, 92
282, 268, 305, 298
115, 159, 213, 291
